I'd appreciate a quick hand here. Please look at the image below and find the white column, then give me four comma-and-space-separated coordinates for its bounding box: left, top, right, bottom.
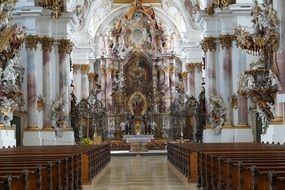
72, 64, 82, 101
41, 37, 54, 128
26, 35, 39, 129
187, 63, 196, 97
220, 35, 235, 126
58, 39, 73, 125
194, 63, 203, 99
81, 65, 90, 99
201, 37, 217, 112
274, 0, 285, 122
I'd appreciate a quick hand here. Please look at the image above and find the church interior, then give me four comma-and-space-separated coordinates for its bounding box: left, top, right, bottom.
1, 0, 285, 189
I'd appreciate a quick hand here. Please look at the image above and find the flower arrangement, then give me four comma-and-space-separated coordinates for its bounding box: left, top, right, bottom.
81, 138, 92, 145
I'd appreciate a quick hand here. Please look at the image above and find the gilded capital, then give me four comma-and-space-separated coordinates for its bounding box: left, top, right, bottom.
100, 67, 106, 74
73, 64, 81, 74
186, 64, 196, 73
196, 63, 203, 73
106, 67, 115, 75
180, 72, 188, 79
88, 73, 97, 81
58, 39, 74, 55
162, 65, 175, 73
220, 35, 235, 49
26, 35, 39, 50
201, 37, 217, 52
39, 0, 64, 19
40, 36, 54, 52
81, 64, 90, 74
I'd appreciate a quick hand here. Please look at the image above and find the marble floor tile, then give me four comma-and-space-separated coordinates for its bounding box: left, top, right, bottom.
83, 155, 198, 190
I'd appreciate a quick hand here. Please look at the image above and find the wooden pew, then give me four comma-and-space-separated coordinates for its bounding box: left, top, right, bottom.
167, 142, 285, 189
0, 144, 111, 190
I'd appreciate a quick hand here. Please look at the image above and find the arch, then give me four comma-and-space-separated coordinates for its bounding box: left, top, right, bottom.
93, 5, 182, 39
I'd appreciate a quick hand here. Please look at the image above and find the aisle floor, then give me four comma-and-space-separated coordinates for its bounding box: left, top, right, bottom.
83, 155, 198, 190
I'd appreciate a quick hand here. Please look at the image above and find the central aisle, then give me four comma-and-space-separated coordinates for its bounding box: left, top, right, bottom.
83, 155, 197, 190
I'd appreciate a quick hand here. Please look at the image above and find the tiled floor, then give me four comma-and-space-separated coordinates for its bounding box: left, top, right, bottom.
83, 155, 198, 190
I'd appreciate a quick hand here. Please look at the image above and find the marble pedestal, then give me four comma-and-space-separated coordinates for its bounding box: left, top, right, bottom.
0, 129, 16, 148
41, 130, 57, 145
203, 128, 253, 143
261, 124, 285, 144
23, 130, 42, 146
23, 129, 74, 146
55, 130, 75, 145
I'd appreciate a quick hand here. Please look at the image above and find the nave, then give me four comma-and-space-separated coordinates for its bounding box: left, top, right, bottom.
83, 155, 198, 190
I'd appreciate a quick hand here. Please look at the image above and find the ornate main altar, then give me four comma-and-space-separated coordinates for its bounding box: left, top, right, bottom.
98, 0, 169, 142
71, 0, 205, 146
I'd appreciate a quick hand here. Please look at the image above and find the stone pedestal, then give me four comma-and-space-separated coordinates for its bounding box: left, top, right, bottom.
0, 129, 16, 148
261, 125, 285, 144
234, 128, 254, 142
23, 130, 42, 146
55, 130, 75, 145
203, 127, 253, 142
40, 130, 57, 145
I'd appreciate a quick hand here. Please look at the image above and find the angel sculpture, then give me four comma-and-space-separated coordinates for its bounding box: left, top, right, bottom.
209, 95, 226, 135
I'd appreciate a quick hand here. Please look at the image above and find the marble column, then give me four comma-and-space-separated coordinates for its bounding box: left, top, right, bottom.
201, 37, 217, 111
81, 64, 90, 99
238, 96, 248, 126
105, 60, 114, 113
58, 39, 74, 125
100, 59, 107, 106
26, 35, 39, 129
220, 34, 235, 126
195, 63, 203, 99
88, 73, 96, 92
152, 59, 158, 90
163, 64, 173, 112
40, 36, 54, 128
181, 72, 188, 93
186, 64, 196, 97
72, 64, 82, 101
274, 0, 285, 122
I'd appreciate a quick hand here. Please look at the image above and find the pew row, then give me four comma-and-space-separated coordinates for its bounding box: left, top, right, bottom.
0, 144, 110, 190
167, 142, 285, 190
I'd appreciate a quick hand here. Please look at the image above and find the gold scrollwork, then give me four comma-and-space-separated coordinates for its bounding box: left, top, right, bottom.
40, 36, 54, 52
88, 73, 97, 81
186, 64, 196, 73
205, 0, 230, 16
220, 34, 235, 49
162, 65, 175, 73
229, 94, 238, 109
81, 64, 90, 74
38, 0, 64, 19
72, 64, 81, 74
196, 63, 203, 72
58, 39, 74, 55
201, 37, 217, 52
180, 72, 188, 79
105, 67, 115, 75
37, 95, 45, 112
25, 35, 39, 50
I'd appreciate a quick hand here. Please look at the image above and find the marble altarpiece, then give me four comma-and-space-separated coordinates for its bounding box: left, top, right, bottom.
72, 0, 203, 143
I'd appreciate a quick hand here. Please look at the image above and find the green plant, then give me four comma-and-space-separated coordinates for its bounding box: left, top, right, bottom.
81, 138, 92, 145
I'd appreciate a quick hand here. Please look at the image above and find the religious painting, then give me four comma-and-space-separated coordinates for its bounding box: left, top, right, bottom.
124, 55, 152, 83
128, 91, 148, 116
